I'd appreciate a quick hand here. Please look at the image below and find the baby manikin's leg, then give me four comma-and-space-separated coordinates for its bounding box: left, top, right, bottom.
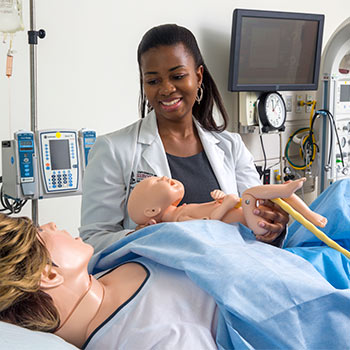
243, 178, 306, 200
283, 195, 327, 228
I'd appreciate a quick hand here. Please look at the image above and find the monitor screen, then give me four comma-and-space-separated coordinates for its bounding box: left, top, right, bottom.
228, 9, 324, 92
340, 84, 350, 102
49, 139, 71, 170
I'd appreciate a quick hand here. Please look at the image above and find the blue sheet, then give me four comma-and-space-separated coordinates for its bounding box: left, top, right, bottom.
89, 179, 350, 349
285, 177, 350, 250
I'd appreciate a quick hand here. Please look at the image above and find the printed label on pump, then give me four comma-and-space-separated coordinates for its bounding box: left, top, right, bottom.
79, 129, 96, 167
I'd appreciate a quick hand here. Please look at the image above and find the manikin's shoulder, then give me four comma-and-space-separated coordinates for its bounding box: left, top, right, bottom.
100, 262, 148, 289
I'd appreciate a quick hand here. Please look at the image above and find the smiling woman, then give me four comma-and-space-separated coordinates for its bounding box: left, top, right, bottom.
80, 24, 290, 252
140, 44, 203, 132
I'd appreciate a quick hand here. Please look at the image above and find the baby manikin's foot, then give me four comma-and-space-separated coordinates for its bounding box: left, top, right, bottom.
286, 178, 306, 193
306, 212, 328, 228
314, 214, 328, 228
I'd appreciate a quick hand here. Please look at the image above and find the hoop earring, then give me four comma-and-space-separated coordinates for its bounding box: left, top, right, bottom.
196, 85, 204, 104
145, 97, 153, 113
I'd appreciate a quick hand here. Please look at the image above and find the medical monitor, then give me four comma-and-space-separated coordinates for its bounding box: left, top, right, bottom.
228, 9, 324, 92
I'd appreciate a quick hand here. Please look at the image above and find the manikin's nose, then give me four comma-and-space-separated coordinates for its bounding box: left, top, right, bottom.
48, 222, 57, 229
160, 176, 170, 183
41, 222, 57, 230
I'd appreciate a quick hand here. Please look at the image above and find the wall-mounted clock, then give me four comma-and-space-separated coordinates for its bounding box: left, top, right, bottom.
257, 92, 286, 133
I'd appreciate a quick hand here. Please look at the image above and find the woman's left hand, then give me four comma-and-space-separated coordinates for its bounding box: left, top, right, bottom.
253, 199, 289, 243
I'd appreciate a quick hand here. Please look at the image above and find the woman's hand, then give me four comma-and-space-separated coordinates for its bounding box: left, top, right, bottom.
253, 199, 289, 243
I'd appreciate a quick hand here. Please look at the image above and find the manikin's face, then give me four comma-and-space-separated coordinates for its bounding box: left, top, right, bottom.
146, 176, 185, 207
140, 43, 203, 123
38, 222, 93, 271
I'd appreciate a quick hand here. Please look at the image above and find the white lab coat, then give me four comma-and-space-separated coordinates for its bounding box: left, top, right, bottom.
80, 111, 261, 252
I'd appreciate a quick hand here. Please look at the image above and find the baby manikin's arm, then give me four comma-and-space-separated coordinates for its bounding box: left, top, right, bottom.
177, 214, 203, 221
210, 193, 241, 221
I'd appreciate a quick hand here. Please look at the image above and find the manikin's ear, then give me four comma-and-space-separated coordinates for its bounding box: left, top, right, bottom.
144, 207, 162, 218
40, 265, 64, 290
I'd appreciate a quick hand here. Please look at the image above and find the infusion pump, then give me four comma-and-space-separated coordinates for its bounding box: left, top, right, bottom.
1, 128, 96, 200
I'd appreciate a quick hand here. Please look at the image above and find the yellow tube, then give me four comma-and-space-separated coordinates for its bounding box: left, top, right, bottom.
271, 198, 350, 260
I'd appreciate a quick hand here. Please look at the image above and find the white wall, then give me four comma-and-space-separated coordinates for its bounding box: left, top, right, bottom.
1, 0, 350, 235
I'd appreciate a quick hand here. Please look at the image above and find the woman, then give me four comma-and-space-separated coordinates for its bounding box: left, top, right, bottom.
80, 24, 288, 252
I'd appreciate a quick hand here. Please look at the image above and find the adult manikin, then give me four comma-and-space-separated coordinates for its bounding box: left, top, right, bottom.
39, 223, 148, 348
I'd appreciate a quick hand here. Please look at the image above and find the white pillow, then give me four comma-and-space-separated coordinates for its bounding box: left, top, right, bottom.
0, 321, 78, 350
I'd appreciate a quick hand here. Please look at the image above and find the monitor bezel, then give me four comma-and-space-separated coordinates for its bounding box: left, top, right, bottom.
228, 9, 325, 92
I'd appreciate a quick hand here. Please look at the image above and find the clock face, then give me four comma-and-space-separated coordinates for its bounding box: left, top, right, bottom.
264, 93, 286, 128
258, 92, 287, 132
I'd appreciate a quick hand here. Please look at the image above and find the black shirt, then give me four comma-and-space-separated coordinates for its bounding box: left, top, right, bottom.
166, 151, 221, 206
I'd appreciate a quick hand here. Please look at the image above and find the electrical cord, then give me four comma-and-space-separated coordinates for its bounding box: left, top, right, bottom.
284, 104, 344, 172
285, 101, 318, 170
284, 127, 318, 170
0, 178, 27, 214
259, 134, 267, 179
311, 109, 344, 168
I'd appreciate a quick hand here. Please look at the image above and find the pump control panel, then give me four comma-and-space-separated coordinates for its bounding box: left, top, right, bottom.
37, 130, 80, 193
16, 131, 35, 184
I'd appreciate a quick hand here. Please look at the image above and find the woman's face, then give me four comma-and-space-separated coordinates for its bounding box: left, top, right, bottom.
38, 222, 93, 271
140, 43, 203, 123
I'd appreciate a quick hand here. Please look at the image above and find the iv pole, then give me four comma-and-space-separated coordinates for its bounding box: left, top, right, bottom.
28, 0, 45, 225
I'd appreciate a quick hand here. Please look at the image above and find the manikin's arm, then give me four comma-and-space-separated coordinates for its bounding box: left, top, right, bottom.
209, 190, 241, 221
177, 215, 202, 221
176, 204, 217, 222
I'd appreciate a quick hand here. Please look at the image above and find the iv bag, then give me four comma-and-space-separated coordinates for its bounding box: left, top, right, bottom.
0, 0, 24, 34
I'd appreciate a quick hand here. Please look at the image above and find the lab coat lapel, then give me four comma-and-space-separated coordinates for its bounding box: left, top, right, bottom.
138, 111, 171, 177
196, 122, 234, 195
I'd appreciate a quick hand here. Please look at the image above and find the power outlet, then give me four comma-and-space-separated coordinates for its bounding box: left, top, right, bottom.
239, 92, 259, 126
285, 95, 292, 113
